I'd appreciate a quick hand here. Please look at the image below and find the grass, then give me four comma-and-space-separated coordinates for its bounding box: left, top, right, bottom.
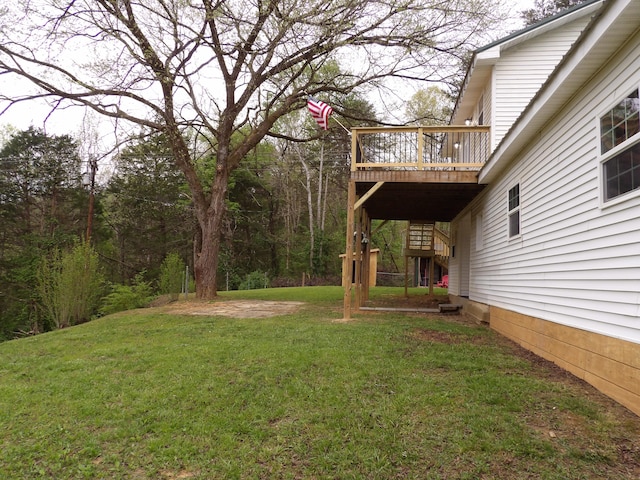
1, 286, 639, 479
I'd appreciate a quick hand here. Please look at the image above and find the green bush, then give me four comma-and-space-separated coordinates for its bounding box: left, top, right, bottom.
239, 270, 270, 290
100, 272, 154, 316
159, 253, 186, 301
37, 242, 103, 329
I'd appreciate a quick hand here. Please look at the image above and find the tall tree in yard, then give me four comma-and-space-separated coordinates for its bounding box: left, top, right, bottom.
0, 0, 505, 298
405, 86, 453, 126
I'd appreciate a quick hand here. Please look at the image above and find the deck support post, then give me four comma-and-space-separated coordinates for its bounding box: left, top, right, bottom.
343, 179, 356, 320
362, 209, 371, 305
429, 257, 435, 295
404, 253, 409, 297
354, 206, 363, 310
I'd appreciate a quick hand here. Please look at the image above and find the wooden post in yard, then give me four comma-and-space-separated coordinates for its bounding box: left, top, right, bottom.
342, 179, 356, 319
429, 257, 435, 296
354, 204, 363, 310
362, 209, 371, 304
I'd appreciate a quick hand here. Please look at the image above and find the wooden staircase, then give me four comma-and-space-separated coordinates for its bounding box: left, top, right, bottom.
404, 221, 449, 294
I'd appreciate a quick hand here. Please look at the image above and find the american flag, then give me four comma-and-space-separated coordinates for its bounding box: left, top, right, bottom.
307, 96, 333, 130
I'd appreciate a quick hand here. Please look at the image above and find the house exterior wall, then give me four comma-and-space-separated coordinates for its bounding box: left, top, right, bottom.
491, 15, 592, 149
455, 29, 640, 415
449, 213, 471, 297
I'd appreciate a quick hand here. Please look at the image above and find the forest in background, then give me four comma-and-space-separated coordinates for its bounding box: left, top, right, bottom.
0, 0, 570, 340
0, 109, 409, 340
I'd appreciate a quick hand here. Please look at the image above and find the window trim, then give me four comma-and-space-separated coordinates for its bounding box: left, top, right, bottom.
599, 86, 640, 207
507, 182, 521, 240
600, 88, 639, 155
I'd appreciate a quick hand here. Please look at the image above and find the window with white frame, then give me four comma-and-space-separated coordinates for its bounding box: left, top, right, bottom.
508, 184, 520, 238
601, 88, 640, 201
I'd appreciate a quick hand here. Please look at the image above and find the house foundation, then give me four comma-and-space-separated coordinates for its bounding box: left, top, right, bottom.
490, 306, 640, 417
448, 295, 490, 324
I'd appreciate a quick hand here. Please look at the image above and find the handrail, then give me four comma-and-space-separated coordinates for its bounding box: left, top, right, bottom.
351, 125, 490, 172
434, 227, 450, 258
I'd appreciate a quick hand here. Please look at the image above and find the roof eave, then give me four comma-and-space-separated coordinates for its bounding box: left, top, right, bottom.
451, 0, 606, 126
478, 0, 637, 184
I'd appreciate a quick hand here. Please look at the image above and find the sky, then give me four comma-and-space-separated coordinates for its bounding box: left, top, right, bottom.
0, 0, 537, 148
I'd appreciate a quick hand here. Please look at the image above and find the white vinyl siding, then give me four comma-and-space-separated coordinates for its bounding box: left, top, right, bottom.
492, 16, 591, 148
449, 214, 471, 297
465, 28, 640, 344
482, 83, 492, 128
475, 212, 484, 251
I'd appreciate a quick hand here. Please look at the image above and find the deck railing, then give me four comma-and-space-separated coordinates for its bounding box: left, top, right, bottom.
351, 126, 490, 172
405, 222, 450, 258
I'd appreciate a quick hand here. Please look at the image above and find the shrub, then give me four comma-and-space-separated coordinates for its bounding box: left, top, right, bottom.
99, 272, 154, 316
239, 270, 270, 290
159, 253, 186, 301
37, 242, 103, 329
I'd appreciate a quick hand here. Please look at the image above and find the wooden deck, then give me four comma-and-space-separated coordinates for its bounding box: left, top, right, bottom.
343, 126, 490, 318
351, 126, 489, 222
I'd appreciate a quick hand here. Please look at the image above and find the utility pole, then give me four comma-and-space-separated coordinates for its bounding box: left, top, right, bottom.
83, 157, 98, 243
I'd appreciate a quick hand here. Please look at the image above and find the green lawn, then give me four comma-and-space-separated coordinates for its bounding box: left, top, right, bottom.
1, 287, 639, 479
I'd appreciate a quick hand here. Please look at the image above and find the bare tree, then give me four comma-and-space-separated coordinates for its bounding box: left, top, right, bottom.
0, 0, 505, 298
405, 86, 453, 125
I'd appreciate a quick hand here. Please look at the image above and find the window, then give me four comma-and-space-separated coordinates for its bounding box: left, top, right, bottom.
601, 89, 639, 154
601, 89, 640, 201
604, 143, 640, 200
477, 95, 484, 125
508, 184, 520, 237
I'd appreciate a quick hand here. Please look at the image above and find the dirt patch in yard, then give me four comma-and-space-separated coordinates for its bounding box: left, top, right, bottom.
366, 293, 451, 310
159, 299, 305, 318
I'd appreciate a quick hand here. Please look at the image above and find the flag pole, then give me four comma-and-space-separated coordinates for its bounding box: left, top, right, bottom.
332, 116, 351, 135
305, 93, 350, 134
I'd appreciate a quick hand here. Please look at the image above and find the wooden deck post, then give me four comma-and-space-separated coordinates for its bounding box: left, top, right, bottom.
362, 209, 371, 305
343, 179, 356, 320
417, 127, 424, 170
429, 257, 435, 295
404, 257, 409, 298
404, 221, 409, 297
354, 205, 363, 309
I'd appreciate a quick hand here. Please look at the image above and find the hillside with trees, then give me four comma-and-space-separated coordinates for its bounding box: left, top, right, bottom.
0, 0, 506, 299
0, 0, 547, 339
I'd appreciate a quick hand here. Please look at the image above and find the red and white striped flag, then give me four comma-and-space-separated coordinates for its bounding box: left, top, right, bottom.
307, 96, 333, 130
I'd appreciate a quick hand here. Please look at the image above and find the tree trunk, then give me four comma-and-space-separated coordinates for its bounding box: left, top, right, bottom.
194, 219, 220, 299
193, 166, 229, 299
299, 157, 314, 272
